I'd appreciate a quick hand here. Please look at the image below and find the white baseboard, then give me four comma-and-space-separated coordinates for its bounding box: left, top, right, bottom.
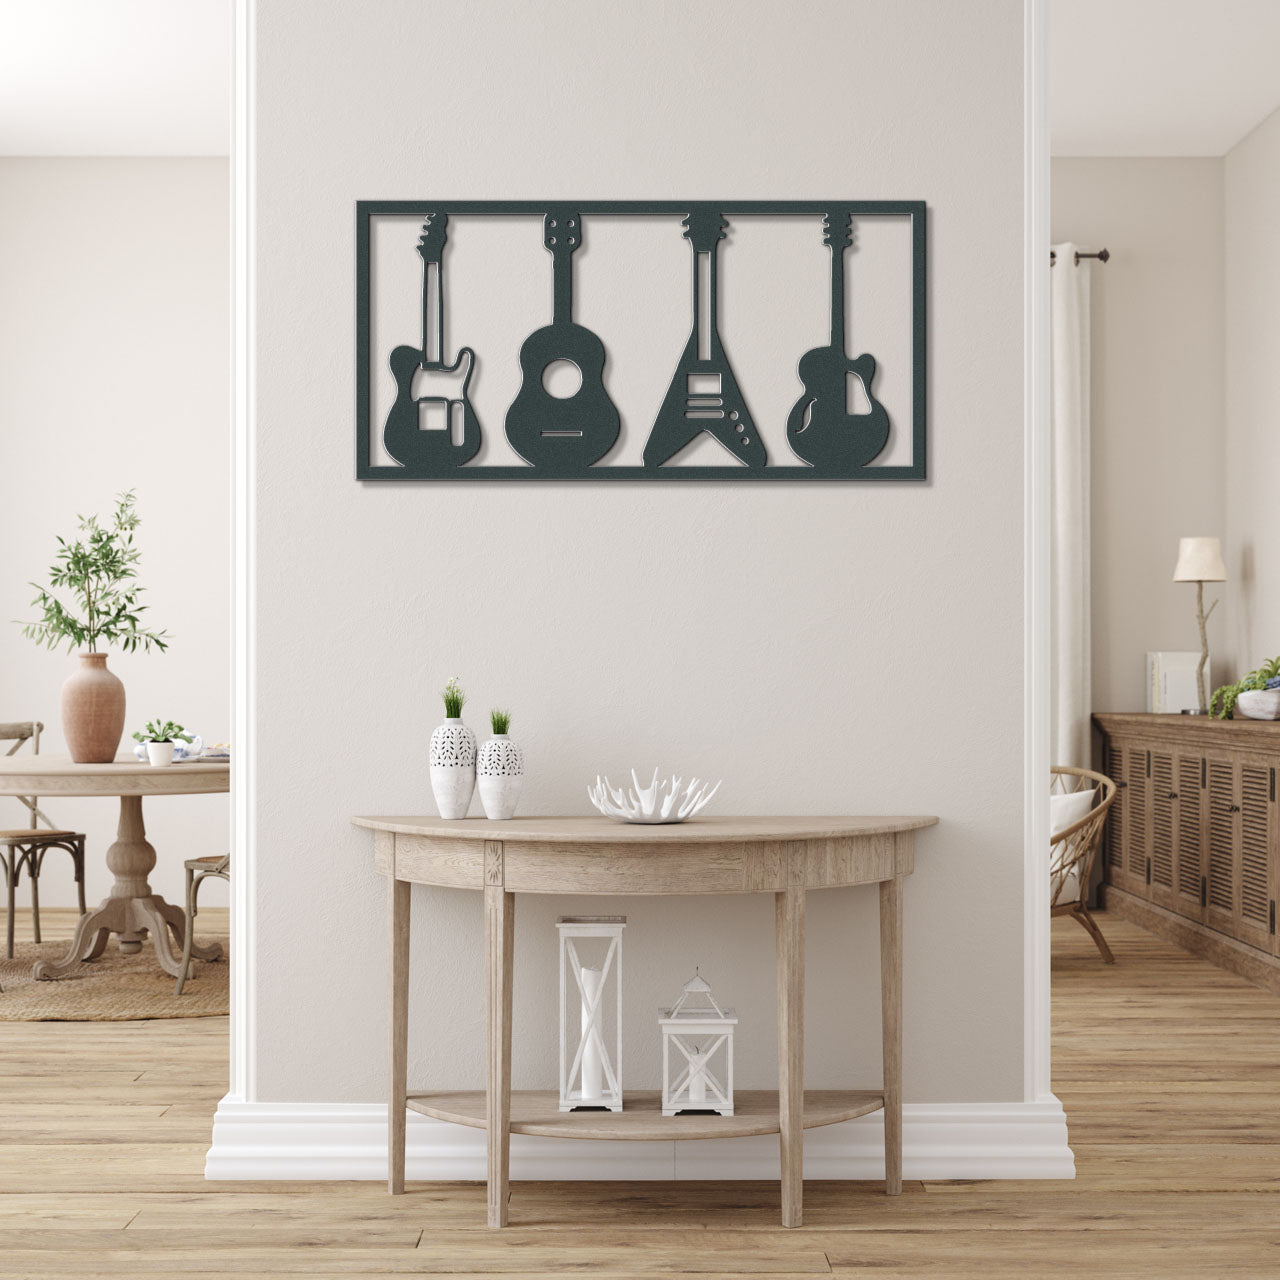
205, 1096, 1074, 1182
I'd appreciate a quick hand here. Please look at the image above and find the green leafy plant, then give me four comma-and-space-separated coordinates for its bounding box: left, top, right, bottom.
442, 676, 466, 718
18, 491, 169, 655
1210, 655, 1280, 720
490, 708, 511, 735
132, 719, 191, 745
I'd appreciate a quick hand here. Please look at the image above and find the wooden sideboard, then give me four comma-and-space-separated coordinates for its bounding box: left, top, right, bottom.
1093, 713, 1280, 992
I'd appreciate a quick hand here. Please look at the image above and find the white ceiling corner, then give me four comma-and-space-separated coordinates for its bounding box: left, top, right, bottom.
0, 0, 230, 156
1052, 0, 1280, 156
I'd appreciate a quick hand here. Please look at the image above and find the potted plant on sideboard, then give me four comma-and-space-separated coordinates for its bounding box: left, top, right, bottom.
17, 491, 169, 762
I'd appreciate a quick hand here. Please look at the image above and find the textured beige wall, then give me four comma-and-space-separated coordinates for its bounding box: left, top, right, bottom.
0, 158, 230, 908
1224, 107, 1280, 675
250, 0, 1028, 1106
1051, 158, 1228, 714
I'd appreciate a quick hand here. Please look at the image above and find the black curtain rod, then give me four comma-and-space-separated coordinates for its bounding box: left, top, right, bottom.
1050, 248, 1110, 266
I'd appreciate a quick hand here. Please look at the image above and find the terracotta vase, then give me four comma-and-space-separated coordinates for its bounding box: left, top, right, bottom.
61, 652, 126, 763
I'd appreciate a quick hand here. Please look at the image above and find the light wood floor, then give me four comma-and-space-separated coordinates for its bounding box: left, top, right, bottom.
2, 907, 1279, 1277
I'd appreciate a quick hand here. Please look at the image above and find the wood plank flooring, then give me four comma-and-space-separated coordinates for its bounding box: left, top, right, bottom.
2, 907, 1279, 1276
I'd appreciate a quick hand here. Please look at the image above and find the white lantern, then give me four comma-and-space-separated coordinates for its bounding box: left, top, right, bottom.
557, 916, 625, 1113
659, 970, 736, 1117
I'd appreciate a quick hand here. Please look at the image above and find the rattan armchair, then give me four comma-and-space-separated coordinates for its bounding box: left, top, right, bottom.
1, 722, 87, 959
1051, 765, 1118, 963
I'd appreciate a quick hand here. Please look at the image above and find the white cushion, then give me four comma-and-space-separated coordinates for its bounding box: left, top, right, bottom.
1050, 788, 1095, 839
1049, 788, 1095, 904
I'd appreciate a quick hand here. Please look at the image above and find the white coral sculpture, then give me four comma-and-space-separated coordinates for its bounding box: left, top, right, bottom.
587, 769, 722, 824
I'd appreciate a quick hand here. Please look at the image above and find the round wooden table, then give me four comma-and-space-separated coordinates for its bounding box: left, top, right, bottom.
356, 813, 938, 1229
0, 755, 229, 980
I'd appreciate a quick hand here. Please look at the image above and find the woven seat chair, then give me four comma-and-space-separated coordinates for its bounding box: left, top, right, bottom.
1, 722, 87, 960
1051, 765, 1118, 963
174, 854, 229, 995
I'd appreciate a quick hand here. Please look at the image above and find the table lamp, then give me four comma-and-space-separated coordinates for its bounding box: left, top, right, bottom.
1172, 536, 1227, 713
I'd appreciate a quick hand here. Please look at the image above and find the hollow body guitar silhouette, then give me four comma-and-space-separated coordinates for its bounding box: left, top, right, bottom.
505, 211, 620, 472
644, 212, 767, 468
383, 212, 481, 470
786, 212, 890, 471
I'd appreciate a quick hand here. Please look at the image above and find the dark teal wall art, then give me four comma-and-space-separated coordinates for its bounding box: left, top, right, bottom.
356, 200, 926, 481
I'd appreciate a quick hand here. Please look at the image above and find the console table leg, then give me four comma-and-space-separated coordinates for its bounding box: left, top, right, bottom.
776, 886, 805, 1228
880, 875, 903, 1196
485, 884, 515, 1228
388, 877, 410, 1194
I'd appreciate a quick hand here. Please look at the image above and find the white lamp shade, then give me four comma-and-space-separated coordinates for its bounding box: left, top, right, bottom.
1172, 536, 1227, 583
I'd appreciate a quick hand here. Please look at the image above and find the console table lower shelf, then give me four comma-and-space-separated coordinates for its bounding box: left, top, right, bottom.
408, 1089, 886, 1139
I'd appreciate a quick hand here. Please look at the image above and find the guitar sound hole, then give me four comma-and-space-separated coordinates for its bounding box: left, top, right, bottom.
542, 359, 583, 399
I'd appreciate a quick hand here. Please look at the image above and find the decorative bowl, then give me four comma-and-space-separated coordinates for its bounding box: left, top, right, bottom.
587, 769, 721, 825
1236, 689, 1280, 720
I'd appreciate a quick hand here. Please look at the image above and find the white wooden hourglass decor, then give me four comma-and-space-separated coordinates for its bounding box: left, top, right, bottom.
659, 970, 736, 1116
557, 916, 625, 1112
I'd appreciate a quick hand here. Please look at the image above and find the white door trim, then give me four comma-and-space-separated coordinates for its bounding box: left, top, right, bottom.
218, 0, 1066, 1176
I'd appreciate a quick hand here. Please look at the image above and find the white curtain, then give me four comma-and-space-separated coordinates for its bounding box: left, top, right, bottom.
1050, 244, 1092, 768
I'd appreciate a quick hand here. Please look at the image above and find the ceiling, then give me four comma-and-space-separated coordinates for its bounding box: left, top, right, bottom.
2, 2, 1277, 159
1053, 0, 1280, 156
0, 0, 229, 155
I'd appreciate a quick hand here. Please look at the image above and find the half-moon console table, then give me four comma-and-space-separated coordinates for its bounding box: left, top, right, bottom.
355, 814, 937, 1228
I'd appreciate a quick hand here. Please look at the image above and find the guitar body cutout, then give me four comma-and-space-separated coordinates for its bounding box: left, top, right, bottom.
505, 210, 621, 472
383, 214, 482, 470
786, 211, 890, 472
644, 212, 767, 469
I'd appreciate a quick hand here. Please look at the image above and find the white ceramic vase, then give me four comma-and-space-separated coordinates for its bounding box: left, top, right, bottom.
429, 717, 477, 819
477, 734, 524, 820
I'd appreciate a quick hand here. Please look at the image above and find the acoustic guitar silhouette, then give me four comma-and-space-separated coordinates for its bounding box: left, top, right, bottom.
383, 213, 481, 470
786, 212, 890, 471
505, 210, 620, 472
644, 212, 767, 469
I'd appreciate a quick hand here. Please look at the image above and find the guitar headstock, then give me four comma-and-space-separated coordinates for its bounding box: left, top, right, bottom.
822, 211, 854, 252
544, 211, 582, 259
415, 213, 449, 265
683, 211, 728, 253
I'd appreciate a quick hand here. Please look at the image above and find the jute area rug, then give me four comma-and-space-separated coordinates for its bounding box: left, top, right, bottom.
0, 934, 229, 1021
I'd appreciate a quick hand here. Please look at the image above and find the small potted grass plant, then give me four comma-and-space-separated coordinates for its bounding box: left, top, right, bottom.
477, 708, 524, 820
132, 719, 192, 767
429, 677, 477, 818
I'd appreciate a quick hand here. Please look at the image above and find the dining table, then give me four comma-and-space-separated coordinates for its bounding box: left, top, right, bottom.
0, 754, 229, 980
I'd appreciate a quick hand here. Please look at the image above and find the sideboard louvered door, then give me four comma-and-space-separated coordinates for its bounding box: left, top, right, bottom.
1122, 744, 1152, 899
1237, 759, 1276, 954
1104, 739, 1125, 880
1148, 751, 1178, 911
1205, 756, 1238, 940
1174, 753, 1206, 922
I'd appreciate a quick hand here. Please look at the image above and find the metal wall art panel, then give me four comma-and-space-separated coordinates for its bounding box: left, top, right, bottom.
356, 200, 926, 481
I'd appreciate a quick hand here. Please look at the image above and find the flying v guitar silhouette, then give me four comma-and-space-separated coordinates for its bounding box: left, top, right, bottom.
364, 201, 918, 480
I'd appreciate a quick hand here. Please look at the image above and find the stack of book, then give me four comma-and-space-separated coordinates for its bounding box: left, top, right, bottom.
1145, 651, 1206, 714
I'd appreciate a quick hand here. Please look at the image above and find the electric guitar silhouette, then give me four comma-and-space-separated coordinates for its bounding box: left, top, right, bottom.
505, 210, 620, 471
383, 213, 481, 470
786, 212, 890, 471
644, 212, 767, 468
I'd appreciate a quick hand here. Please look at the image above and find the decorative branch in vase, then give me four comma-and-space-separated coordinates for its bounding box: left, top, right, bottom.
16, 491, 169, 762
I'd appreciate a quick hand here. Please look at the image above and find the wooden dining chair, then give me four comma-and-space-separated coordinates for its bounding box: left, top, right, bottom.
174, 853, 229, 995
1050, 765, 1118, 963
1, 722, 87, 959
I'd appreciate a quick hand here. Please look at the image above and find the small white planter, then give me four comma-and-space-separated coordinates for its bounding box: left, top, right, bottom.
145, 741, 175, 767
429, 717, 477, 819
1236, 689, 1280, 720
477, 734, 524, 820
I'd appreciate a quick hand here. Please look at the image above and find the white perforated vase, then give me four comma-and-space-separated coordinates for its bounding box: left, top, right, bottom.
429, 717, 477, 819
477, 734, 524, 820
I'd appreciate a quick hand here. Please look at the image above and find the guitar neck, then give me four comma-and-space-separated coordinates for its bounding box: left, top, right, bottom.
828, 243, 846, 356
420, 256, 444, 366
552, 250, 573, 327
691, 242, 719, 360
